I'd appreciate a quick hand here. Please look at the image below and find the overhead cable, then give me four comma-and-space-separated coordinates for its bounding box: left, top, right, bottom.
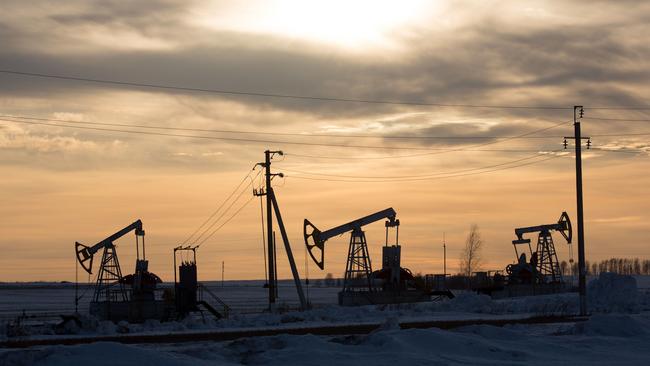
5, 69, 650, 110
197, 195, 257, 246
0, 114, 572, 140
192, 171, 260, 244
287, 154, 565, 183
584, 117, 650, 122
0, 118, 571, 152
0, 69, 573, 110
285, 120, 572, 159
278, 150, 563, 179
182, 168, 259, 245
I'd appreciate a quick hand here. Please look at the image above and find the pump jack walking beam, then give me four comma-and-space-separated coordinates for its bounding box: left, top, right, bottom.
304, 208, 397, 270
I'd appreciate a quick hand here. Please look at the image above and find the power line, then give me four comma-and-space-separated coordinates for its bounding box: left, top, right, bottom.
4, 69, 650, 110
3, 117, 646, 162
590, 147, 649, 154
585, 117, 650, 122
197, 195, 257, 246
7, 114, 647, 142
181, 167, 259, 245
0, 117, 570, 152
591, 132, 650, 137
5, 69, 650, 110
0, 114, 571, 140
285, 120, 573, 159
586, 106, 650, 111
287, 153, 565, 183
278, 150, 562, 179
192, 172, 260, 244
8, 116, 647, 159
0, 69, 574, 110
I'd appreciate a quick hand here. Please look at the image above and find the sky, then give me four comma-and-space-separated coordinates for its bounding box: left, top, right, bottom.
0, 0, 648, 282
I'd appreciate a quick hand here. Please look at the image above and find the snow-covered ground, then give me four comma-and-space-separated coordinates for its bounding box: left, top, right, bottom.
1, 274, 649, 365
2, 313, 650, 365
2, 275, 648, 319
0, 280, 340, 319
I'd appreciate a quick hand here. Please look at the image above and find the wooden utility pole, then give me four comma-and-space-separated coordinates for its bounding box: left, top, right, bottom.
255, 150, 307, 311
264, 150, 276, 306
443, 232, 446, 277
564, 106, 590, 316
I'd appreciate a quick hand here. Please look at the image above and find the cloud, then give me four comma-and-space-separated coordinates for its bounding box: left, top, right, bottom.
596, 140, 650, 156
0, 0, 647, 168
590, 216, 642, 223
0, 124, 99, 153
1, 1, 650, 282
588, 216, 645, 228
1, 0, 649, 123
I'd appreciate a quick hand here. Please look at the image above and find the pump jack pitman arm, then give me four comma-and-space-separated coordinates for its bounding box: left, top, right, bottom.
304, 207, 397, 270
75, 220, 145, 274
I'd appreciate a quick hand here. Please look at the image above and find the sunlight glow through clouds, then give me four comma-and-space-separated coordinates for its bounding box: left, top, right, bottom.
194, 0, 433, 49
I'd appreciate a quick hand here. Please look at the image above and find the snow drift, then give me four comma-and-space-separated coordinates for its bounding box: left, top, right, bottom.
587, 272, 638, 313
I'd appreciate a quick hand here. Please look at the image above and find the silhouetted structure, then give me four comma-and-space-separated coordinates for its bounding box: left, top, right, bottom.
305, 208, 434, 306
173, 245, 230, 320
254, 150, 307, 311
75, 220, 166, 322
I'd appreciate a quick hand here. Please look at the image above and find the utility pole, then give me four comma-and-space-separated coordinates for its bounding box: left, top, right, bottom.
255, 150, 308, 311
443, 232, 446, 277
564, 105, 590, 316
75, 249, 79, 313
263, 150, 276, 307
273, 231, 278, 299
221, 261, 224, 287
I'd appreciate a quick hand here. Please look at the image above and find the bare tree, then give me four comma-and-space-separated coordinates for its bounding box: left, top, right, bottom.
560, 260, 568, 276
459, 224, 483, 276
324, 273, 335, 286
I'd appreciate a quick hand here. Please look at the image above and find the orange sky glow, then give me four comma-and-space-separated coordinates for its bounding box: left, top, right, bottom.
0, 0, 648, 282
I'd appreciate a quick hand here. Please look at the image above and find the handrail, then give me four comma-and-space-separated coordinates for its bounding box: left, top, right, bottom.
198, 283, 230, 318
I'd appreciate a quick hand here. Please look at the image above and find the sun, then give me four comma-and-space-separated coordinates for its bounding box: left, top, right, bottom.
195, 0, 433, 50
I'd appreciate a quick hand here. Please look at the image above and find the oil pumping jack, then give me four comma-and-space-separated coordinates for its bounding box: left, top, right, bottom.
75, 219, 160, 305
304, 207, 399, 293
508, 212, 573, 285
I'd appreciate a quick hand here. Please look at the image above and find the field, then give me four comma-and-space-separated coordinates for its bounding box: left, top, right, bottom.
0, 280, 340, 320
1, 275, 649, 365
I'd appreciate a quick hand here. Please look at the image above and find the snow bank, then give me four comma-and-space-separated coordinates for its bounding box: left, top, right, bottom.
215, 321, 650, 365
588, 272, 638, 313
4, 314, 650, 365
5, 276, 645, 341
446, 292, 494, 313
0, 342, 222, 366
574, 314, 648, 337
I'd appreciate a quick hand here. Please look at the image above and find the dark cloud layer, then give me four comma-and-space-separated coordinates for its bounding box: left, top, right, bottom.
1, 0, 648, 119
0, 0, 649, 166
